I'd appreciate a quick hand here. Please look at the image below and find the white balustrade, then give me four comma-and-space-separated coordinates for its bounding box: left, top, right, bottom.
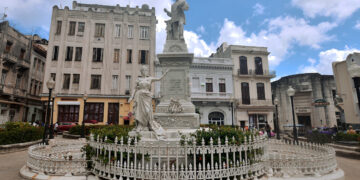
266, 139, 337, 178
89, 134, 268, 180
26, 139, 87, 176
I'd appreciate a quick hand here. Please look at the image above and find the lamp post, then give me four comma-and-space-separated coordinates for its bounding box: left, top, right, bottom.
42, 78, 55, 144
287, 86, 298, 143
274, 98, 280, 140
81, 93, 88, 138
49, 93, 56, 139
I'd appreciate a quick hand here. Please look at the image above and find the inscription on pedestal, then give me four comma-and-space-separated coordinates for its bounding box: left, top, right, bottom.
164, 70, 186, 99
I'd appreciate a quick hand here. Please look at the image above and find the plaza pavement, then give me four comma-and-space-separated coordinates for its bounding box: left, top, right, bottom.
0, 147, 359, 180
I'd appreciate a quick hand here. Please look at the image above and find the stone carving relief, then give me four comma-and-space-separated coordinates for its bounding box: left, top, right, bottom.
168, 98, 183, 113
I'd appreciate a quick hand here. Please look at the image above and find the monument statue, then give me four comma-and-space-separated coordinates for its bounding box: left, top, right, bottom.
128, 66, 169, 139
164, 0, 189, 40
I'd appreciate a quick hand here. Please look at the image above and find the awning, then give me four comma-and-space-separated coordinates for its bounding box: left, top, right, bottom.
0, 100, 25, 106
123, 116, 129, 120
57, 101, 80, 105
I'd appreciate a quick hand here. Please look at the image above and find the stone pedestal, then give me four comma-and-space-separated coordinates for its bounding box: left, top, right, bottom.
154, 53, 200, 130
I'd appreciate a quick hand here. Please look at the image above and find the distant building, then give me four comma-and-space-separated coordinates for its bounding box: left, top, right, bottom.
0, 21, 47, 124
332, 52, 360, 129
42, 1, 156, 125
271, 73, 338, 132
213, 43, 275, 129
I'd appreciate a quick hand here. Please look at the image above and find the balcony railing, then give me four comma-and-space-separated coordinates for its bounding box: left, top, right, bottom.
237, 69, 276, 78
237, 98, 273, 106
1, 53, 17, 64
191, 92, 232, 100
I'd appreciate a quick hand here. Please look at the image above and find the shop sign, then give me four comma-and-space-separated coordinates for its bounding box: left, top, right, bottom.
312, 99, 329, 107
295, 107, 311, 113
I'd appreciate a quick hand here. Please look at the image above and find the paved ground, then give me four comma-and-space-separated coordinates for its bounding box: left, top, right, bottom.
0, 149, 359, 180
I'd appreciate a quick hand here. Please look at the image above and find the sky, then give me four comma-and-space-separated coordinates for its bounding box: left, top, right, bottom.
1, 0, 360, 79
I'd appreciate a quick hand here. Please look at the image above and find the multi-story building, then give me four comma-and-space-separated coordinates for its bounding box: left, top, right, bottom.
42, 1, 156, 125
0, 21, 47, 124
332, 52, 360, 129
271, 73, 338, 132
155, 57, 234, 126
213, 43, 275, 129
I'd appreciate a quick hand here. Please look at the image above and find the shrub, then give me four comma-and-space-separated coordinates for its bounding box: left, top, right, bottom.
0, 122, 43, 145
305, 130, 333, 144
69, 125, 106, 136
334, 132, 360, 142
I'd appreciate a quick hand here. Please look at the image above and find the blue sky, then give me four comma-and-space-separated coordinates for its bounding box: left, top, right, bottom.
1, 0, 360, 79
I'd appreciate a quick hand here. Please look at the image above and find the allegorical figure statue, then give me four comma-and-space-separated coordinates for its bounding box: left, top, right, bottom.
164, 0, 189, 40
128, 66, 169, 139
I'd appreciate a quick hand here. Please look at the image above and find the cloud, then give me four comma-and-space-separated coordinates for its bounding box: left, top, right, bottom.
253, 3, 265, 16
292, 0, 360, 20
196, 25, 206, 34
300, 47, 360, 74
355, 21, 360, 30
217, 17, 336, 67
184, 30, 216, 57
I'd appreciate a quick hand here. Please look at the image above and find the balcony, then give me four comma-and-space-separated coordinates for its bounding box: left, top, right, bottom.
237, 69, 276, 78
237, 98, 273, 108
1, 53, 17, 65
17, 59, 30, 70
191, 92, 233, 101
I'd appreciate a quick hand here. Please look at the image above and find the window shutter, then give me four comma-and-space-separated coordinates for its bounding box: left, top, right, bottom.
146, 50, 149, 64
138, 50, 141, 64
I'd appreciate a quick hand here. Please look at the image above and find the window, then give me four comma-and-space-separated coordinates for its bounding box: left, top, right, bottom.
63, 74, 71, 89
192, 77, 200, 91
219, 79, 226, 93
208, 112, 225, 125
68, 21, 76, 35
92, 48, 103, 62
256, 83, 265, 100
56, 21, 62, 35
239, 56, 248, 75
58, 105, 79, 123
84, 103, 104, 123
241, 82, 250, 104
65, 46, 73, 61
91, 75, 101, 89
140, 26, 150, 39
139, 50, 148, 64
5, 41, 12, 53
19, 49, 26, 60
75, 47, 82, 61
249, 114, 266, 129
108, 103, 119, 124
34, 82, 38, 95
15, 74, 22, 89
50, 73, 56, 81
255, 57, 263, 75
73, 74, 80, 84
52, 46, 59, 61
29, 80, 33, 94
113, 49, 120, 63
1, 70, 7, 85
127, 49, 132, 63
206, 78, 213, 92
33, 58, 37, 68
42, 62, 45, 72
95, 23, 105, 37
128, 25, 134, 38
112, 75, 118, 89
78, 22, 85, 33
126, 75, 131, 93
115, 24, 121, 37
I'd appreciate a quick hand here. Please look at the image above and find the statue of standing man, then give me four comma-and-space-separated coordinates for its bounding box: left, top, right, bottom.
164, 0, 189, 40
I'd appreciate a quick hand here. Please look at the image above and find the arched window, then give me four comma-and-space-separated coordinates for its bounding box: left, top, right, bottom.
208, 112, 224, 125
239, 56, 248, 75
255, 57, 263, 75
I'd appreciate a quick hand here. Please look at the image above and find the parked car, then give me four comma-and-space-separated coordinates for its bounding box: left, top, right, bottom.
83, 120, 98, 124
57, 122, 77, 132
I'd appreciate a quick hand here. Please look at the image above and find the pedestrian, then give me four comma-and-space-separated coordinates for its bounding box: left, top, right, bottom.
54, 122, 59, 137
265, 122, 271, 138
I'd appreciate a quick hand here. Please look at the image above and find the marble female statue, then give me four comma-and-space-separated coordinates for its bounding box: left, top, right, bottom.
128, 66, 169, 139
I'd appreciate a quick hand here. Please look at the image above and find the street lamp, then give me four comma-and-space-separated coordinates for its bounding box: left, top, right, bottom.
287, 86, 298, 143
49, 93, 56, 139
274, 98, 280, 140
81, 93, 88, 138
42, 78, 55, 144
